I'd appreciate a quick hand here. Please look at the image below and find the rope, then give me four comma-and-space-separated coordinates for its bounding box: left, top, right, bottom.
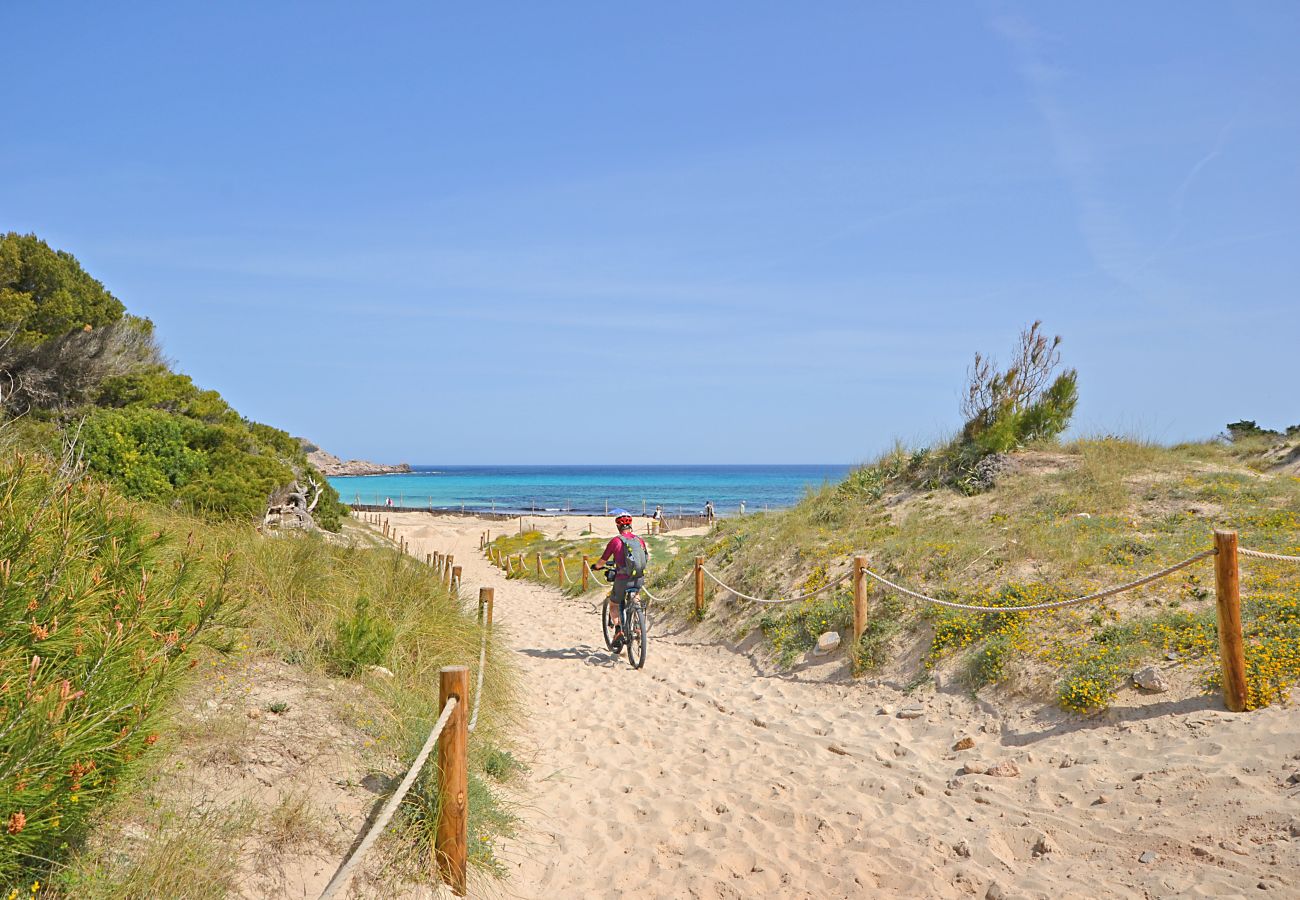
558, 558, 570, 584
701, 567, 852, 605
318, 695, 459, 900
1240, 547, 1300, 563
468, 628, 487, 733
861, 550, 1216, 612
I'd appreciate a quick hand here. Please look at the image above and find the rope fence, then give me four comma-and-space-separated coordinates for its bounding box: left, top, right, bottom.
1240, 547, 1300, 563
468, 626, 488, 734
701, 567, 852, 605
855, 551, 1216, 613
482, 526, 1287, 712
320, 694, 460, 899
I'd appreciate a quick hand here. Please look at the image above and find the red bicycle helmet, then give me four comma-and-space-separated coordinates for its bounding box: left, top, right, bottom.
615, 514, 634, 527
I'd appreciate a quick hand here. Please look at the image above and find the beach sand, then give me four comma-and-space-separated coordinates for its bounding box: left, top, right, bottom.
386, 512, 1300, 899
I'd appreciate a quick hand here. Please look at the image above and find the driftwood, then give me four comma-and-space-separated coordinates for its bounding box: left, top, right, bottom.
264, 477, 324, 531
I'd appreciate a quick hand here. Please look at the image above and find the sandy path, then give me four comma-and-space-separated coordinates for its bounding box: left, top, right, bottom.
387, 513, 1299, 899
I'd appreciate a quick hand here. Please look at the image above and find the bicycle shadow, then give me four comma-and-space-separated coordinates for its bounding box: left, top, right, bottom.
516, 645, 621, 668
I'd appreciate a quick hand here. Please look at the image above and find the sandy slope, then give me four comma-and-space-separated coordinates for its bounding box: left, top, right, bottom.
387, 513, 1300, 899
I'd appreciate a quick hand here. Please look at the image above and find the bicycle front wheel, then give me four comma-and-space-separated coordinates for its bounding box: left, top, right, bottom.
625, 603, 647, 669
601, 595, 617, 651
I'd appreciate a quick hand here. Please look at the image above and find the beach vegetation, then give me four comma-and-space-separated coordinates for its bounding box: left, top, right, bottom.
0, 451, 238, 886
650, 426, 1300, 714
0, 232, 344, 531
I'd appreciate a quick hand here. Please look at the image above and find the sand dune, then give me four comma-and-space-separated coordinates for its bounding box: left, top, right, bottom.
387, 512, 1299, 899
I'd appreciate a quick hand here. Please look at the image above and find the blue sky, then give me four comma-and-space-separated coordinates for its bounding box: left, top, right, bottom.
3, 2, 1297, 463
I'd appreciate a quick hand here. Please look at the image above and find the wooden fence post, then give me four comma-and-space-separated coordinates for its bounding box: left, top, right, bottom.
436, 665, 469, 895
451, 565, 462, 593
556, 558, 564, 588
444, 555, 455, 590
480, 586, 494, 627
582, 556, 590, 591
425, 552, 432, 566
1214, 530, 1248, 712
535, 553, 542, 577
694, 557, 705, 616
852, 556, 867, 645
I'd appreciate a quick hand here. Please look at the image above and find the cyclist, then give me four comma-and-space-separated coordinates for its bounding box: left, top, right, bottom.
593, 513, 650, 650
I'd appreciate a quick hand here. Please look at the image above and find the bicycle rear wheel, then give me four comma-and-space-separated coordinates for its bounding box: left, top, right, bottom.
601, 595, 617, 651
625, 602, 647, 669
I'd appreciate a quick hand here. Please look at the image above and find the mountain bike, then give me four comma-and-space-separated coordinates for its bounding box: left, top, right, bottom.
594, 565, 648, 669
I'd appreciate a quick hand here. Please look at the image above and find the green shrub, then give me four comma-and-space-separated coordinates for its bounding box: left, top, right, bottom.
0, 232, 125, 345
851, 593, 906, 674
967, 635, 1014, 688
0, 452, 235, 886
483, 748, 524, 782
326, 597, 395, 676
759, 591, 852, 667
78, 405, 345, 530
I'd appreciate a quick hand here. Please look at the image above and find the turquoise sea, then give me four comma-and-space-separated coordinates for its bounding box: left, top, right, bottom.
328, 465, 853, 516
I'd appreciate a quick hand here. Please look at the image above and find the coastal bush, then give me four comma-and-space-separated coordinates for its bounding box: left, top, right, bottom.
0, 452, 237, 888
0, 232, 125, 346
326, 596, 395, 676
935, 322, 1079, 493
78, 402, 345, 530
852, 591, 906, 674
759, 590, 852, 667
0, 234, 345, 531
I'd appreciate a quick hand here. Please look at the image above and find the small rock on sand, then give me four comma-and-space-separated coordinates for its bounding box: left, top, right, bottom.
1033, 833, 1058, 857
1059, 755, 1076, 769
988, 760, 1021, 777
897, 707, 924, 719
954, 839, 971, 858
953, 736, 976, 751
815, 631, 841, 655
1132, 665, 1169, 693
986, 882, 1005, 900
963, 761, 988, 775
367, 665, 395, 679
1139, 850, 1158, 864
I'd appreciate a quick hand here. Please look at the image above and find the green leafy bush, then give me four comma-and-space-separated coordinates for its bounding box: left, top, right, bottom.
0, 232, 125, 345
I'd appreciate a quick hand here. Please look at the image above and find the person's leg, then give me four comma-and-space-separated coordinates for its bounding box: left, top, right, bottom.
611, 578, 628, 633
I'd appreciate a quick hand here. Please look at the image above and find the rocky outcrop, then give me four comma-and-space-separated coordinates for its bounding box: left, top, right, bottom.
298, 439, 411, 477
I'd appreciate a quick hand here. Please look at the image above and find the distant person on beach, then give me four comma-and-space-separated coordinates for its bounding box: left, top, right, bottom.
653, 504, 662, 521
704, 499, 715, 522
385, 497, 393, 507
738, 500, 746, 515
592, 514, 650, 651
